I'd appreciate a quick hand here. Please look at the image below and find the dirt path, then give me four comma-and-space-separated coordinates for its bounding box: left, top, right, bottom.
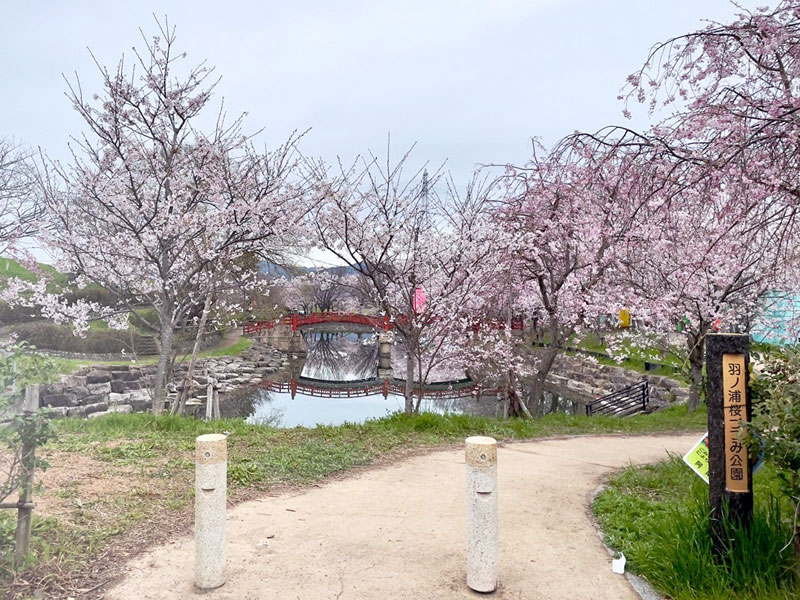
108, 433, 697, 600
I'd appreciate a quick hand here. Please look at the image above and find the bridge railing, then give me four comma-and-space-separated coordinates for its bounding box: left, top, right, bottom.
295, 312, 389, 330
243, 312, 525, 336
258, 378, 499, 400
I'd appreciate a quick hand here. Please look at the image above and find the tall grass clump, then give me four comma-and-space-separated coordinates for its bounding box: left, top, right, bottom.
594, 457, 798, 600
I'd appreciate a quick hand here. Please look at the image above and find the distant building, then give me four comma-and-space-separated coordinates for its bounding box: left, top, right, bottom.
751, 291, 800, 345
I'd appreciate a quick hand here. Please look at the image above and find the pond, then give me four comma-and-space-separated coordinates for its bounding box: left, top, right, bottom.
224, 326, 584, 428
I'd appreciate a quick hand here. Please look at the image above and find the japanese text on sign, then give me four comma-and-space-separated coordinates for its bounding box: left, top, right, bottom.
683, 433, 709, 483
722, 354, 749, 493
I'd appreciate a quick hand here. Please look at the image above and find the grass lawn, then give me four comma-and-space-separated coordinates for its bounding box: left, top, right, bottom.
568, 332, 691, 382
593, 457, 799, 600
1, 405, 706, 597
0, 258, 68, 286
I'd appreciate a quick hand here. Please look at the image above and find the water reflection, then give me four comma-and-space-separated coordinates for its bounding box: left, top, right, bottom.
230, 383, 583, 428
301, 331, 378, 381
227, 326, 585, 428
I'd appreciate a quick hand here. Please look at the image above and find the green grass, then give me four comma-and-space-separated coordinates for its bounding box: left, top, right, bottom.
570, 333, 690, 382
0, 257, 68, 285
49, 405, 706, 487
202, 335, 252, 357
593, 457, 799, 600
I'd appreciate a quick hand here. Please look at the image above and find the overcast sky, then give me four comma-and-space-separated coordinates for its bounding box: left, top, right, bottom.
3, 1, 764, 174
1, 0, 762, 265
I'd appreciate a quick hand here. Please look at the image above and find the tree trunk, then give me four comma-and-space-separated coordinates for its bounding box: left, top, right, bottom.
153, 318, 175, 415
414, 353, 424, 414
506, 370, 531, 418
172, 292, 213, 416
687, 333, 705, 413
530, 345, 560, 415
404, 350, 414, 415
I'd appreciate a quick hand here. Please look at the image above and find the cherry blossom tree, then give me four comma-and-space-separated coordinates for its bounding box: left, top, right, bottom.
618, 0, 800, 410
24, 21, 305, 413
277, 271, 358, 314
620, 156, 796, 411
0, 138, 40, 255
498, 132, 659, 410
308, 153, 502, 414
623, 0, 800, 209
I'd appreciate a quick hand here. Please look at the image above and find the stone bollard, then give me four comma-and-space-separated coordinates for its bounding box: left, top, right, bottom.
195, 433, 227, 590
465, 436, 498, 593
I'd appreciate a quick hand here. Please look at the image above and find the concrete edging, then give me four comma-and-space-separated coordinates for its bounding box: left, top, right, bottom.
590, 483, 665, 600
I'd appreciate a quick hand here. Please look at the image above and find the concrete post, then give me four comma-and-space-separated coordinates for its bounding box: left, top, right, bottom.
205, 383, 214, 420
465, 436, 498, 593
377, 331, 393, 378
195, 433, 227, 590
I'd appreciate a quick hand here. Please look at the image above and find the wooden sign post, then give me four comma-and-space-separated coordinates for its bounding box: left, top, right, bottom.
705, 334, 753, 555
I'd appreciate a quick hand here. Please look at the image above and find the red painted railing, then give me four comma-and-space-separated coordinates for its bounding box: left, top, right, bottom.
258, 378, 491, 400
243, 312, 524, 335
243, 313, 391, 335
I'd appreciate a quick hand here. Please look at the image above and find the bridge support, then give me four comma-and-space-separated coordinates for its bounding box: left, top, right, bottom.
195, 433, 227, 590
288, 330, 307, 355
465, 436, 498, 593
377, 331, 393, 379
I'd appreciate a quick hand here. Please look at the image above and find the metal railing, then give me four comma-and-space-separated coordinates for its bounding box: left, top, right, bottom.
585, 380, 649, 417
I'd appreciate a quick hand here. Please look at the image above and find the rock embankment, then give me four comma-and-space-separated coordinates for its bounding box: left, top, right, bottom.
35, 343, 286, 418
545, 354, 689, 410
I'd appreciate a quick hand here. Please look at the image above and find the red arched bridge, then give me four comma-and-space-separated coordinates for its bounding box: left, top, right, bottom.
243, 312, 524, 335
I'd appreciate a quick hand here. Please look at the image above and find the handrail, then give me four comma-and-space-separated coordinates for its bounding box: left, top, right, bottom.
585, 380, 649, 417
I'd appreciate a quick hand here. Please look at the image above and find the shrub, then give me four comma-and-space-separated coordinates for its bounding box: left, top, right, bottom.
745, 348, 800, 557
62, 284, 116, 307
127, 308, 160, 333
0, 301, 39, 326
11, 322, 153, 355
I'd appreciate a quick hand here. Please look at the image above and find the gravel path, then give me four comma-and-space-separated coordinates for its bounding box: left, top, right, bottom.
107, 432, 698, 599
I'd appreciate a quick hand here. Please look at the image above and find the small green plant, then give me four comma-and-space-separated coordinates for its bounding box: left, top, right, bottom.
0, 342, 56, 504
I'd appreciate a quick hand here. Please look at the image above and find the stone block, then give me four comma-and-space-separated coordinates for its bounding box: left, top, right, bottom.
81, 393, 107, 405
129, 397, 150, 411
86, 370, 112, 384
46, 382, 65, 395
87, 382, 112, 395
42, 394, 69, 408
45, 406, 69, 418
64, 375, 87, 388
70, 386, 91, 400
112, 370, 141, 381
108, 392, 127, 404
